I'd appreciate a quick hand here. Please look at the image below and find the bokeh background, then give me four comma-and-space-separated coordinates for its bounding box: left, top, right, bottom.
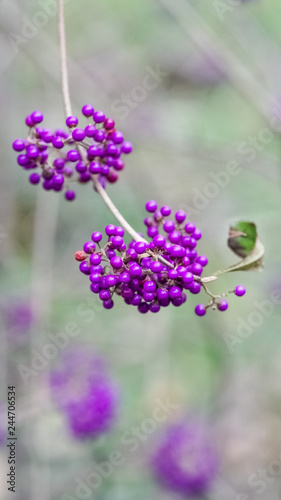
1, 0, 281, 499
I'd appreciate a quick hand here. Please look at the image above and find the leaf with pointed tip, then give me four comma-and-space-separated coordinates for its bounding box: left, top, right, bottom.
214, 221, 264, 276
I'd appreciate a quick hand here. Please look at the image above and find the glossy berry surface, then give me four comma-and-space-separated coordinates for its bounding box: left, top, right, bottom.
235, 285, 246, 297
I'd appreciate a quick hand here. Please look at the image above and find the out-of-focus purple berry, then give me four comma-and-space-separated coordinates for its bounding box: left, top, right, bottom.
65, 190, 76, 201
29, 173, 41, 184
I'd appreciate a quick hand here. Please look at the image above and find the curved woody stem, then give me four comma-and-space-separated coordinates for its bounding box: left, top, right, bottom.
58, 0, 149, 245
58, 0, 220, 278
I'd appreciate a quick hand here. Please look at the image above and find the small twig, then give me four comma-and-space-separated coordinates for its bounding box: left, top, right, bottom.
57, 0, 224, 279
58, 0, 72, 117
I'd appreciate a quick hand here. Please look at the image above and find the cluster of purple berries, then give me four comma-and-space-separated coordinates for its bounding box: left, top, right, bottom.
12, 106, 133, 201
76, 201, 246, 314
50, 348, 117, 440
152, 420, 219, 496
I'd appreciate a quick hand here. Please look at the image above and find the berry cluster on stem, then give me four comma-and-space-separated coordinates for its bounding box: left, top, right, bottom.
76, 202, 246, 315
12, 107, 132, 201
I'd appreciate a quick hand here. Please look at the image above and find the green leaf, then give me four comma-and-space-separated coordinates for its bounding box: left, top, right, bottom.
214, 221, 264, 276
227, 221, 257, 258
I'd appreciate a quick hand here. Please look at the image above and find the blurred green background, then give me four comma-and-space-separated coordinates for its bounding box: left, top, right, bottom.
1, 0, 281, 499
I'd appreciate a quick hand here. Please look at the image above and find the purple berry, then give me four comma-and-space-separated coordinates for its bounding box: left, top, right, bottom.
149, 261, 163, 273
85, 124, 96, 137
90, 253, 101, 266
143, 292, 155, 302
91, 232, 103, 243
147, 226, 158, 238
13, 139, 25, 152
93, 111, 105, 123
82, 104, 94, 117
129, 264, 142, 277
121, 141, 132, 154
182, 272, 194, 284
27, 145, 39, 159
170, 245, 185, 258
112, 131, 123, 144
160, 206, 171, 217
31, 111, 43, 124
115, 226, 125, 237
52, 174, 64, 186
157, 289, 169, 301
143, 281, 157, 293
89, 162, 101, 174
106, 143, 118, 156
163, 220, 175, 233
168, 269, 178, 280
175, 210, 186, 223
52, 137, 64, 149
90, 273, 101, 283
101, 165, 110, 176
189, 282, 201, 294
110, 256, 123, 269
75, 161, 87, 173
193, 229, 202, 240
66, 116, 78, 128
217, 300, 228, 311
104, 118, 115, 130
169, 231, 181, 244
113, 159, 124, 171
83, 241, 96, 254
29, 173, 41, 184
105, 225, 116, 236
65, 190, 76, 201
99, 290, 111, 301
153, 234, 166, 247
146, 200, 157, 213
127, 248, 138, 260
94, 129, 105, 142
184, 222, 196, 234
130, 293, 141, 306
79, 261, 90, 274
196, 255, 208, 267
111, 236, 123, 248
17, 154, 29, 166
25, 115, 34, 127
138, 303, 149, 314
53, 158, 65, 170
195, 304, 206, 317
235, 285, 246, 297
191, 263, 203, 276
72, 128, 86, 141
90, 283, 100, 293
103, 299, 114, 309
120, 272, 130, 283
169, 286, 181, 299
105, 275, 117, 288
67, 150, 80, 162
135, 241, 147, 254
